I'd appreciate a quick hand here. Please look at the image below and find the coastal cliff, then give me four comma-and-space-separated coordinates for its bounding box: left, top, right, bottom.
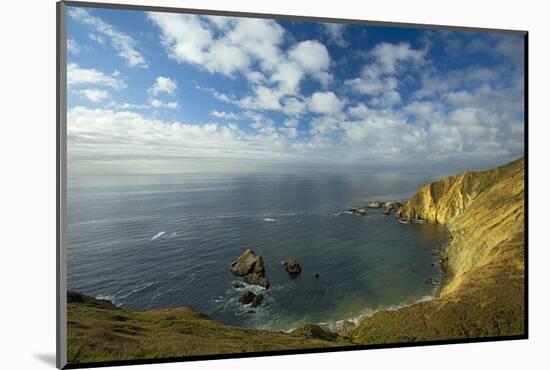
352, 157, 525, 343
66, 158, 525, 362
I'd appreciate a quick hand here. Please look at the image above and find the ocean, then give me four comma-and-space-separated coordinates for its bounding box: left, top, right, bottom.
67, 171, 450, 331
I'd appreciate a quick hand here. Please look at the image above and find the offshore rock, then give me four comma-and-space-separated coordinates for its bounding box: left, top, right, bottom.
231, 249, 265, 276
284, 257, 302, 274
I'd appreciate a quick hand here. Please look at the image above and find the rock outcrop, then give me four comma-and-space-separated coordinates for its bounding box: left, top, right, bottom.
251, 294, 264, 307
284, 257, 302, 274
352, 157, 525, 343
231, 249, 265, 276
346, 208, 366, 216
366, 201, 382, 209
244, 273, 269, 288
291, 324, 339, 341
231, 249, 270, 288
239, 290, 256, 305
383, 201, 402, 214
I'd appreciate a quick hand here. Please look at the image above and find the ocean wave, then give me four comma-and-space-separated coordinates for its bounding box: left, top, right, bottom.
279, 212, 297, 216
151, 231, 166, 240
263, 218, 277, 222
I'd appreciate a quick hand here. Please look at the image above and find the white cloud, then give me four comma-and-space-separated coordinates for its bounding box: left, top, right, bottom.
106, 101, 149, 110
308, 91, 345, 114
284, 118, 300, 127
344, 42, 425, 107
88, 33, 106, 45
148, 76, 178, 96
288, 40, 331, 74
309, 115, 343, 136
237, 85, 282, 110
67, 37, 79, 54
495, 36, 524, 66
279, 126, 298, 138
149, 13, 334, 115
67, 101, 524, 173
210, 110, 242, 120
369, 90, 401, 107
322, 23, 348, 48
281, 97, 307, 116
347, 103, 370, 119
271, 61, 304, 95
370, 42, 426, 74
148, 98, 178, 109
78, 88, 109, 102
148, 13, 284, 76
67, 63, 125, 90
69, 8, 147, 68
404, 101, 441, 121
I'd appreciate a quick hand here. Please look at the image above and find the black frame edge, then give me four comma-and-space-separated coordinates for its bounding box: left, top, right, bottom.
523, 32, 529, 339
63, 335, 528, 369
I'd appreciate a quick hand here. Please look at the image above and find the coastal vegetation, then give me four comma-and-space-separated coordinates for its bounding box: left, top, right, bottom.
67, 157, 525, 364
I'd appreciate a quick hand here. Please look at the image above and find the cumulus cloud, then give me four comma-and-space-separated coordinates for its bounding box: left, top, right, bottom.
288, 40, 331, 74
148, 13, 283, 76
149, 13, 333, 116
69, 7, 147, 68
148, 76, 178, 96
308, 92, 345, 114
66, 18, 524, 173
144, 76, 179, 109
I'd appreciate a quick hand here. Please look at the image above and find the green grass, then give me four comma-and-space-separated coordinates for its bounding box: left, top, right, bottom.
67, 292, 342, 364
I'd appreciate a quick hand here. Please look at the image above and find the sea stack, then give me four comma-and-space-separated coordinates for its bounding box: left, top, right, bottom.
284, 257, 302, 274
231, 249, 270, 288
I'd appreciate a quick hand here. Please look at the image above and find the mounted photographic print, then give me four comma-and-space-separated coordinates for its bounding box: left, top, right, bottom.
56, 1, 527, 368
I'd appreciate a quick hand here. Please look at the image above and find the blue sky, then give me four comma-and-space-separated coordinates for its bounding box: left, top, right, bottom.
66, 5, 525, 174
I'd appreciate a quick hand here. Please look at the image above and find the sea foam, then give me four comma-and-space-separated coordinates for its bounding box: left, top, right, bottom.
151, 231, 166, 240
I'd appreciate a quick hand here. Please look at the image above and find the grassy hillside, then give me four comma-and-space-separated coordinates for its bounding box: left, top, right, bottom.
351, 157, 525, 343
67, 291, 339, 364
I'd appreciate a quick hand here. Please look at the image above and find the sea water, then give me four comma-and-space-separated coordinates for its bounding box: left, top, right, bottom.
67, 172, 449, 331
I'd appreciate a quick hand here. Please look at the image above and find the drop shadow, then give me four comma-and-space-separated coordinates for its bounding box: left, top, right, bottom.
34, 353, 56, 367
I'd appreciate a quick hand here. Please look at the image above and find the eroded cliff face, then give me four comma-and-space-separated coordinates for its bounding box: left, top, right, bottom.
352, 158, 525, 343
399, 158, 524, 293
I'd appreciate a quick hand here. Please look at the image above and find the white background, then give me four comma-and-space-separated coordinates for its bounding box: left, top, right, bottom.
0, 0, 548, 369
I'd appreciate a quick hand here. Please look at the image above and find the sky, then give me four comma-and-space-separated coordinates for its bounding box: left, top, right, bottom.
66, 5, 525, 175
